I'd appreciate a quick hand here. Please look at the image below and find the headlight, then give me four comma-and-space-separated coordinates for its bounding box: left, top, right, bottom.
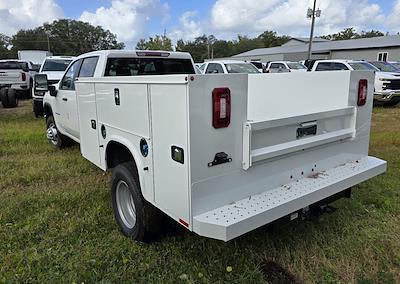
378, 77, 389, 81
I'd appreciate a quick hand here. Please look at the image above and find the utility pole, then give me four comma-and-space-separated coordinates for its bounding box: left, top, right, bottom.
307, 0, 321, 60
46, 34, 50, 52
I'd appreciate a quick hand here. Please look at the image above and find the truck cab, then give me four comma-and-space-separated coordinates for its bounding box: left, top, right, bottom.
39, 50, 196, 147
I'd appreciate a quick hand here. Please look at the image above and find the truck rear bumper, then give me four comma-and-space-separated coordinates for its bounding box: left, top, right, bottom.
193, 156, 386, 241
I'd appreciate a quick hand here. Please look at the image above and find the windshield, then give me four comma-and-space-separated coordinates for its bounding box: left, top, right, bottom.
42, 59, 73, 72
0, 61, 28, 70
390, 62, 400, 69
224, 63, 260, 74
287, 62, 306, 70
370, 61, 400, 72
348, 62, 378, 71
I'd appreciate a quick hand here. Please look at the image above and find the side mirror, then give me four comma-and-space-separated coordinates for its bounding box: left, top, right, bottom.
48, 85, 57, 97
34, 74, 49, 92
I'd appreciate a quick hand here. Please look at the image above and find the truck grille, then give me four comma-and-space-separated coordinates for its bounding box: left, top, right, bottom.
383, 79, 400, 90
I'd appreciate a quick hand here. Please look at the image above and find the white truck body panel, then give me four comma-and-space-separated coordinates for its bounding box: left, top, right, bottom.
76, 70, 386, 241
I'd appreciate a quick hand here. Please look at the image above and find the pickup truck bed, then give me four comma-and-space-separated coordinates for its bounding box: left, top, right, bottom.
76, 70, 386, 241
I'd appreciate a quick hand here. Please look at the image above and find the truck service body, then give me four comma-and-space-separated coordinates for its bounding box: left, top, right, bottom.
38, 50, 386, 242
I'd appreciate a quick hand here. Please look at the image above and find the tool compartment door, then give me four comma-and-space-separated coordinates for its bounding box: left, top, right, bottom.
76, 82, 103, 169
150, 84, 190, 225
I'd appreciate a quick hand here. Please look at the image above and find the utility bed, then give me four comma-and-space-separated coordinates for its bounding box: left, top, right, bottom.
76, 70, 386, 241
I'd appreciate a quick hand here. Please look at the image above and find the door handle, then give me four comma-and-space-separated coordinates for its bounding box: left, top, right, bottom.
62, 98, 68, 101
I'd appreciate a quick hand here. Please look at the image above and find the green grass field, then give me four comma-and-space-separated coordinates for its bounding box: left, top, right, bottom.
0, 101, 399, 283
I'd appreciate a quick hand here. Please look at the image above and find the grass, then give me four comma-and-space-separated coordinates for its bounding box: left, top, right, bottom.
0, 101, 399, 283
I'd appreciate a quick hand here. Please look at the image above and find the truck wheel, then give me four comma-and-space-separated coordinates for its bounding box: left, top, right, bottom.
6, 89, 18, 108
111, 162, 160, 242
46, 115, 68, 148
0, 88, 9, 108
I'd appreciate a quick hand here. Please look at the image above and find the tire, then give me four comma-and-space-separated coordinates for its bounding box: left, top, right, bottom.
0, 88, 8, 108
6, 89, 18, 108
46, 115, 68, 148
111, 162, 161, 242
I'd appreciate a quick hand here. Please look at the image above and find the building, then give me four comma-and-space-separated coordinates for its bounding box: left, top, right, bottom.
228, 35, 400, 63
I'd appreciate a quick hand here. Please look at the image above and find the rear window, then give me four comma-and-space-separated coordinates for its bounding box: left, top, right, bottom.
0, 61, 28, 70
104, 58, 195, 76
42, 59, 72, 72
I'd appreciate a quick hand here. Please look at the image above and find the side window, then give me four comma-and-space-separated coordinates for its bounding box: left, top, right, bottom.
78, 57, 99, 77
206, 63, 219, 73
315, 62, 334, 71
60, 59, 82, 90
199, 63, 206, 72
215, 64, 224, 73
333, 63, 349, 70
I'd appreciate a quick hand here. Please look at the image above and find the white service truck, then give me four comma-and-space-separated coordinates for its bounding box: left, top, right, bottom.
35, 50, 387, 242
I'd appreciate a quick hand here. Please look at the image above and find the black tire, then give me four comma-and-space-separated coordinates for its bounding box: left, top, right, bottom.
46, 115, 68, 148
111, 162, 161, 242
0, 88, 9, 108
6, 89, 18, 108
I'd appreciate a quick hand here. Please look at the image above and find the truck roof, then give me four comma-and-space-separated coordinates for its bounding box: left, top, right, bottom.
76, 50, 193, 60
44, 56, 75, 60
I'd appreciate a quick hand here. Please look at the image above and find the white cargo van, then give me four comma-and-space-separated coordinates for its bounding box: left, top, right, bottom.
35, 50, 386, 242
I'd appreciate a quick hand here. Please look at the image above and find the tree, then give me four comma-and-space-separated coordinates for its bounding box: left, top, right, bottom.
11, 19, 124, 56
0, 33, 12, 59
321, 28, 386, 41
135, 35, 172, 51
360, 30, 385, 38
257, 31, 290, 48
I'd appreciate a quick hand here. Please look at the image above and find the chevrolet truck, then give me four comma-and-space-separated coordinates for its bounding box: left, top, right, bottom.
34, 50, 387, 242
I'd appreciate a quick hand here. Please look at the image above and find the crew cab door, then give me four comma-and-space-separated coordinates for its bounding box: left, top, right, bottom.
58, 59, 82, 138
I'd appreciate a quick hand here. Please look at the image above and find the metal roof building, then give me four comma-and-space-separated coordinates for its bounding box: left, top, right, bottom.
230, 35, 400, 62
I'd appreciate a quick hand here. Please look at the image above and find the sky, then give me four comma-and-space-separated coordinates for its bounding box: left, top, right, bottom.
0, 0, 399, 48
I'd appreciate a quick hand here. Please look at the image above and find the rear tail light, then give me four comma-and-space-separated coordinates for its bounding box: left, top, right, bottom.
357, 79, 368, 106
21, 72, 26, 81
212, 88, 231, 128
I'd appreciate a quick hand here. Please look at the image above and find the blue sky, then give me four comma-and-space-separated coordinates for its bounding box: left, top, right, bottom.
1, 0, 399, 47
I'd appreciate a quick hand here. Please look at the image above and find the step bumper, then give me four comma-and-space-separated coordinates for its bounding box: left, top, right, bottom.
193, 156, 387, 241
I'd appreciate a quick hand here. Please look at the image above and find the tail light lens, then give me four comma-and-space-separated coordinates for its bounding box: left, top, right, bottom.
212, 88, 231, 129
357, 79, 368, 106
21, 72, 26, 81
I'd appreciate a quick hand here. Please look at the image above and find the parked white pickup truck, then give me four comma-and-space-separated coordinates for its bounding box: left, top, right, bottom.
310, 60, 400, 106
0, 60, 37, 98
35, 50, 386, 242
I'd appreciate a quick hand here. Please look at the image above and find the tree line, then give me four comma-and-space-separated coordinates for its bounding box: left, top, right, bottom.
0, 19, 390, 63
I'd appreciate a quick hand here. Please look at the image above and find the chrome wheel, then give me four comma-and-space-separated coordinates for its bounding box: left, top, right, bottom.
46, 122, 58, 146
116, 180, 136, 229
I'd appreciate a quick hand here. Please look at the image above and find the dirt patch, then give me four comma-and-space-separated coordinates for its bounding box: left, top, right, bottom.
260, 259, 303, 284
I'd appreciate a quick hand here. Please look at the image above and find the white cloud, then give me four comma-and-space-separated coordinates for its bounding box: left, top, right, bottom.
169, 11, 204, 42
0, 0, 63, 35
211, 0, 386, 37
79, 0, 169, 46
388, 0, 400, 31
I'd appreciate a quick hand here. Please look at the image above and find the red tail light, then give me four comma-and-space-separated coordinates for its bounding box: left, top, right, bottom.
212, 88, 231, 129
357, 79, 367, 106
21, 72, 26, 81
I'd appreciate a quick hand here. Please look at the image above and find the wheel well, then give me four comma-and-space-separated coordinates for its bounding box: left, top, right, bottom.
44, 104, 52, 117
106, 141, 138, 173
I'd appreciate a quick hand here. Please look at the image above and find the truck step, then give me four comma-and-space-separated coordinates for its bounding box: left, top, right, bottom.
193, 156, 386, 241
